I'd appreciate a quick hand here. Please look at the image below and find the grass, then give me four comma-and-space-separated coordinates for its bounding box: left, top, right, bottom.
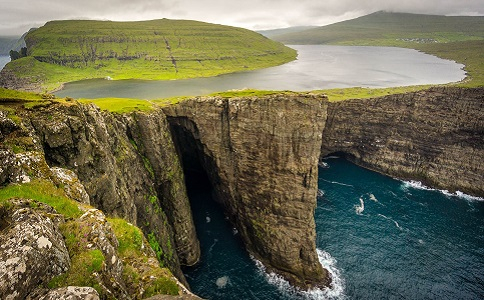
0, 180, 83, 218
5, 19, 296, 92
317, 85, 432, 102
78, 97, 154, 113
108, 217, 180, 297
0, 87, 44, 101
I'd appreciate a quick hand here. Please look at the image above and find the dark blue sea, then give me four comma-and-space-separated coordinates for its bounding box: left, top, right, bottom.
184, 157, 484, 299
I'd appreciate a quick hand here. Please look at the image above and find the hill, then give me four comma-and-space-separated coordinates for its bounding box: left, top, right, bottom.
271, 11, 484, 87
1, 19, 296, 92
257, 26, 318, 38
272, 11, 484, 45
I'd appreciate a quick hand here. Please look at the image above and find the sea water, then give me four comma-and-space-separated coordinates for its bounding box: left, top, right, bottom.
184, 158, 483, 299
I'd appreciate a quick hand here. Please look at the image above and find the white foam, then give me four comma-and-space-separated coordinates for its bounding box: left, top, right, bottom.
377, 214, 402, 230
401, 180, 483, 201
216, 276, 229, 288
369, 193, 378, 202
317, 189, 325, 198
321, 179, 354, 187
354, 198, 365, 215
253, 250, 346, 300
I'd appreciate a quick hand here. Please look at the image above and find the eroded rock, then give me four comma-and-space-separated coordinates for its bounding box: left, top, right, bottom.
38, 286, 100, 300
0, 199, 70, 300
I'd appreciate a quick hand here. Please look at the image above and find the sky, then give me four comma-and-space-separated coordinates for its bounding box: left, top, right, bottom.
1, 0, 484, 36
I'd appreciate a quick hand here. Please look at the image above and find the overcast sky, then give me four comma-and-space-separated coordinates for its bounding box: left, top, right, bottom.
1, 0, 484, 36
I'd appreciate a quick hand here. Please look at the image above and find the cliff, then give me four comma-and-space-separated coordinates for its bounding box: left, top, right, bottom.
321, 87, 484, 197
1, 87, 483, 299
163, 94, 331, 289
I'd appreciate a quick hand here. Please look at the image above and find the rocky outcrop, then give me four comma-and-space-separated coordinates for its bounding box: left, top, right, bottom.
23, 103, 199, 282
37, 286, 100, 300
321, 87, 484, 196
163, 94, 331, 289
0, 199, 70, 300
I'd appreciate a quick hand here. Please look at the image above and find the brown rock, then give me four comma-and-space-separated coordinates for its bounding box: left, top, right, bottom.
163, 94, 331, 289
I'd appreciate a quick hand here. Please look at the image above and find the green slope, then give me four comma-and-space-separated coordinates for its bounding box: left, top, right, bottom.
273, 11, 484, 45
272, 11, 484, 87
3, 19, 296, 92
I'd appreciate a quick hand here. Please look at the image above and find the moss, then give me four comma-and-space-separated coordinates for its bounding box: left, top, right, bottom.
108, 217, 143, 256
48, 249, 105, 295
109, 217, 179, 297
148, 232, 164, 267
143, 277, 179, 297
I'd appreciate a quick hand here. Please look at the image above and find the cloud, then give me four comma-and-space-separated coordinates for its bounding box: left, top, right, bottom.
1, 0, 483, 35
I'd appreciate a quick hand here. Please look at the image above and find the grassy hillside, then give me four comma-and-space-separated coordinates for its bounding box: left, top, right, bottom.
258, 26, 318, 38
2, 19, 296, 92
273, 11, 484, 45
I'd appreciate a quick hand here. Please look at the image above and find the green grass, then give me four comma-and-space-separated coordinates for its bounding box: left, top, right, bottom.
108, 217, 180, 296
0, 87, 44, 101
274, 12, 484, 45
0, 180, 83, 218
78, 97, 154, 113
108, 218, 144, 256
210, 89, 296, 98
317, 85, 432, 101
5, 19, 296, 92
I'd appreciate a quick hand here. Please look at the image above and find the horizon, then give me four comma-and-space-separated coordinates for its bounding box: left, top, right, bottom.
1, 0, 484, 36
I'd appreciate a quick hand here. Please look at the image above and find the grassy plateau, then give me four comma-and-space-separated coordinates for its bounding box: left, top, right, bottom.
2, 19, 296, 92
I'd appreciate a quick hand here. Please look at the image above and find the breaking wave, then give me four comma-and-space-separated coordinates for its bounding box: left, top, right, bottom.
354, 198, 365, 215
253, 249, 346, 299
401, 180, 483, 201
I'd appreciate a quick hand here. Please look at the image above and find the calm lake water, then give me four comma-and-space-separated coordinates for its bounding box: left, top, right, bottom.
55, 45, 465, 99
184, 158, 484, 300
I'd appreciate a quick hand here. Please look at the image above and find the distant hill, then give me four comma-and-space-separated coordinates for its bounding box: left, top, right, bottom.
1, 19, 296, 92
257, 26, 318, 38
271, 11, 484, 45
269, 11, 484, 87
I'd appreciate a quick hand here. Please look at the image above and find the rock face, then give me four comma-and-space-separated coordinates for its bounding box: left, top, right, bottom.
321, 87, 484, 196
163, 94, 331, 289
25, 103, 199, 282
0, 199, 70, 300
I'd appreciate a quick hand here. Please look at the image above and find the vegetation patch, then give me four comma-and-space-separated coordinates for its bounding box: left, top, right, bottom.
317, 85, 432, 102
109, 217, 180, 297
0, 180, 83, 218
4, 19, 296, 92
78, 97, 154, 113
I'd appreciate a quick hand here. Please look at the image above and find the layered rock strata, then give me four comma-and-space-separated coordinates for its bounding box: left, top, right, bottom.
321, 87, 484, 197
163, 94, 331, 289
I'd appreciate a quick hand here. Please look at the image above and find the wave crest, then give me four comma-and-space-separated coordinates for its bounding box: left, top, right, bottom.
253, 249, 346, 299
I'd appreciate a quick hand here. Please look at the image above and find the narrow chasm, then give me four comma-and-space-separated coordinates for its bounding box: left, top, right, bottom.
168, 121, 281, 299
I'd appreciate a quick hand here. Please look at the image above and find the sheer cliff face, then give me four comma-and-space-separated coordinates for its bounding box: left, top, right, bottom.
321, 87, 484, 197
163, 94, 331, 289
23, 104, 200, 282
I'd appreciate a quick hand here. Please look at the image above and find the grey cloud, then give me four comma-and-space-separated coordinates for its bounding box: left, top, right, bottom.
1, 0, 483, 35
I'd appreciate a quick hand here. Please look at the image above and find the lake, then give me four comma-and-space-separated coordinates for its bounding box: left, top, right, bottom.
54, 45, 465, 99
184, 158, 484, 300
